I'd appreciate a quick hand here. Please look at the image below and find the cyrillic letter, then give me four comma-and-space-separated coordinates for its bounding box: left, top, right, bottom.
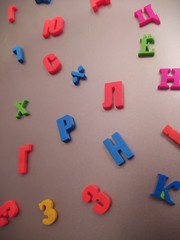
8, 4, 18, 23
35, 0, 52, 4
151, 173, 180, 205
43, 54, 61, 75
18, 144, 33, 174
15, 100, 30, 119
158, 68, 180, 90
91, 0, 111, 12
56, 115, 76, 143
134, 4, 160, 27
102, 81, 124, 110
162, 125, 180, 145
138, 35, 154, 57
12, 46, 24, 64
43, 17, 64, 38
103, 132, 134, 166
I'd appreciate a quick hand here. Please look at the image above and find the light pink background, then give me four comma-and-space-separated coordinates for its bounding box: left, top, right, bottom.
0, 1, 180, 240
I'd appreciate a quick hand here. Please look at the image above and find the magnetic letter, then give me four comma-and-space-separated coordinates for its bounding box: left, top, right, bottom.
35, 0, 52, 4
12, 46, 25, 64
138, 35, 155, 57
103, 132, 134, 166
151, 173, 180, 205
43, 54, 62, 75
91, 0, 111, 12
158, 68, 180, 90
43, 17, 64, 39
71, 65, 87, 86
56, 115, 76, 143
15, 100, 30, 119
102, 81, 124, 110
162, 125, 180, 145
134, 4, 160, 27
8, 4, 18, 23
18, 144, 33, 174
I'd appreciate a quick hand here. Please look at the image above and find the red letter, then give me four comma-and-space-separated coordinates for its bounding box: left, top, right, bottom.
162, 125, 180, 145
91, 0, 111, 12
102, 81, 124, 110
43, 17, 64, 39
43, 54, 62, 75
8, 4, 18, 23
18, 144, 33, 174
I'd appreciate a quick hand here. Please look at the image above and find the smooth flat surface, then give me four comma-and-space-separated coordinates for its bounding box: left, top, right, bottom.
0, 0, 180, 240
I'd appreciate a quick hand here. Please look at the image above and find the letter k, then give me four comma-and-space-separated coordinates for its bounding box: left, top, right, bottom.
151, 173, 180, 205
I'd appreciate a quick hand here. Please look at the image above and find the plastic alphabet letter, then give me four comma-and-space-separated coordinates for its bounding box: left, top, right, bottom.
162, 125, 180, 145
39, 199, 58, 225
8, 4, 18, 23
42, 17, 64, 39
138, 35, 155, 57
102, 81, 124, 110
0, 200, 19, 227
151, 173, 180, 205
91, 0, 111, 12
71, 65, 87, 86
12, 46, 25, 64
15, 100, 30, 119
18, 144, 33, 174
134, 4, 160, 27
82, 185, 112, 214
56, 115, 76, 143
158, 68, 180, 90
43, 54, 61, 75
35, 0, 52, 4
103, 132, 134, 166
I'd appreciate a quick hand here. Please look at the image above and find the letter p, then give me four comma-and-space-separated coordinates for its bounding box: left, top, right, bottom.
56, 115, 76, 143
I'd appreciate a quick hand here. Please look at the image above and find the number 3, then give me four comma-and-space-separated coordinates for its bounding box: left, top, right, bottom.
39, 199, 58, 225
82, 185, 112, 214
0, 200, 19, 227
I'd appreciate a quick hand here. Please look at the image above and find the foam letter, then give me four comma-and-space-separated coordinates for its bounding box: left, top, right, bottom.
138, 35, 155, 57
56, 115, 76, 143
151, 173, 180, 205
134, 4, 160, 27
103, 132, 134, 166
158, 68, 180, 90
102, 81, 124, 110
18, 144, 33, 174
43, 17, 64, 39
43, 54, 61, 74
8, 4, 18, 23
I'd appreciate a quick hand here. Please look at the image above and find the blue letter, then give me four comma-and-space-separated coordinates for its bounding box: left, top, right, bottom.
56, 115, 76, 143
151, 173, 180, 205
35, 0, 52, 4
103, 132, 134, 166
12, 46, 24, 64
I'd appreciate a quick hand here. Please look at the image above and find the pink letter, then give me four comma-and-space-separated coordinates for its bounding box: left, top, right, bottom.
158, 68, 180, 90
134, 4, 160, 27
